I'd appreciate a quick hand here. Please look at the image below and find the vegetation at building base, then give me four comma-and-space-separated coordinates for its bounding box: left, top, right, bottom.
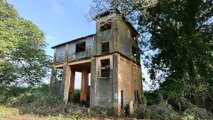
1, 84, 213, 119
0, 0, 212, 119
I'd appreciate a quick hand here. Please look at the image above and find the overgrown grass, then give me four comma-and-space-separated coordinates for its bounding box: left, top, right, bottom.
0, 85, 90, 119
0, 106, 85, 120
2, 85, 212, 119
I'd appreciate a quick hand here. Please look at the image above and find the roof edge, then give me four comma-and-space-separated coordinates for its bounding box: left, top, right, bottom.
51, 34, 95, 49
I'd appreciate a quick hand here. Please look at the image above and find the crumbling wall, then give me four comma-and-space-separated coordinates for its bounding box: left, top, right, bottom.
116, 17, 141, 63
117, 55, 143, 112
90, 55, 117, 108
68, 37, 94, 61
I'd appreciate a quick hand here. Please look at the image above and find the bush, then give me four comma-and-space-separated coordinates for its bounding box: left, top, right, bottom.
149, 101, 182, 120
0, 86, 31, 104
167, 97, 192, 112
182, 105, 213, 120
88, 106, 114, 117
133, 104, 149, 119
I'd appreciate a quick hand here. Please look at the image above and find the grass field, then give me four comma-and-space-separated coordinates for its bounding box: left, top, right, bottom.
0, 106, 85, 120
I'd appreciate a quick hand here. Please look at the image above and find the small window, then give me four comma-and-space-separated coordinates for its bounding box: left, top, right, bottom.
101, 59, 110, 77
131, 32, 137, 40
100, 22, 111, 32
132, 46, 137, 57
121, 90, 124, 109
76, 42, 85, 53
134, 90, 139, 103
134, 90, 137, 101
102, 42, 109, 54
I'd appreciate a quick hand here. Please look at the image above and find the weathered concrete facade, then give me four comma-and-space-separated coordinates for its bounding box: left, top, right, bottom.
51, 9, 143, 113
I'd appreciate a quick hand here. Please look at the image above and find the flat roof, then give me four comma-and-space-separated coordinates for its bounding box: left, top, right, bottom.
51, 34, 95, 49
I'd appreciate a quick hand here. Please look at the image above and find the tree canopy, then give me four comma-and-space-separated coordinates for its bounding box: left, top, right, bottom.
0, 0, 51, 86
91, 0, 213, 111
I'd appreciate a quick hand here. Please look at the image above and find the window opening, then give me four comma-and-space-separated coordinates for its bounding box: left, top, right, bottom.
134, 90, 139, 102
102, 42, 109, 54
76, 42, 85, 53
131, 32, 137, 40
134, 90, 137, 101
101, 59, 110, 77
100, 21, 111, 32
121, 90, 124, 109
132, 46, 137, 57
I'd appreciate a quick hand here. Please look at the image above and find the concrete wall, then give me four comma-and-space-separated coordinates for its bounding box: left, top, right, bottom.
90, 54, 118, 108
55, 46, 66, 63
94, 14, 118, 56
116, 17, 141, 64
94, 14, 140, 64
117, 54, 143, 112
54, 36, 94, 64
68, 37, 94, 61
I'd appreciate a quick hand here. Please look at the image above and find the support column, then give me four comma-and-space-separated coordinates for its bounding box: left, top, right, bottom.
63, 64, 71, 104
113, 53, 119, 113
80, 69, 89, 102
90, 57, 97, 106
69, 70, 75, 102
50, 67, 57, 96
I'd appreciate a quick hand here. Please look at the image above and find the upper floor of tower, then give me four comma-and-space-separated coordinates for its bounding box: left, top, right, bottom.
52, 9, 141, 65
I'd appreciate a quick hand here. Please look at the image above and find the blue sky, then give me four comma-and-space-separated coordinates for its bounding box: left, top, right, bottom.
7, 0, 95, 56
6, 0, 95, 88
6, 0, 151, 90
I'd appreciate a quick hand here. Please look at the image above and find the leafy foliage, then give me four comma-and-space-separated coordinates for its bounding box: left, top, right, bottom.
0, 0, 51, 86
91, 0, 213, 116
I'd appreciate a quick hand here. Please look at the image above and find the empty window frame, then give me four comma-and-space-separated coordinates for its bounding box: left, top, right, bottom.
134, 90, 139, 101
132, 46, 137, 57
131, 32, 137, 40
100, 21, 111, 32
101, 59, 110, 77
121, 90, 124, 109
102, 42, 109, 54
76, 42, 85, 53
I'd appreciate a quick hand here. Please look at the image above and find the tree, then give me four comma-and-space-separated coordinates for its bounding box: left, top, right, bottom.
91, 0, 213, 110
0, 0, 51, 86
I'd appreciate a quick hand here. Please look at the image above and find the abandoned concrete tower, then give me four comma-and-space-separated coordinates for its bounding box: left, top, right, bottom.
51, 9, 143, 112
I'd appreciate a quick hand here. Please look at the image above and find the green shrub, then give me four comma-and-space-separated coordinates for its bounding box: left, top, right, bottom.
149, 101, 182, 120
144, 91, 161, 105
168, 97, 192, 112
88, 106, 114, 117
183, 105, 213, 120
133, 104, 150, 119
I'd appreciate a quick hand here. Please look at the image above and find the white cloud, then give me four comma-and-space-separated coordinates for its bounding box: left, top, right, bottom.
52, 0, 65, 16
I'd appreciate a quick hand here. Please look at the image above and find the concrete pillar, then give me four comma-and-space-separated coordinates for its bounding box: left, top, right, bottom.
113, 53, 119, 113
69, 70, 75, 102
49, 67, 57, 96
90, 57, 97, 106
80, 69, 89, 102
63, 64, 71, 104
